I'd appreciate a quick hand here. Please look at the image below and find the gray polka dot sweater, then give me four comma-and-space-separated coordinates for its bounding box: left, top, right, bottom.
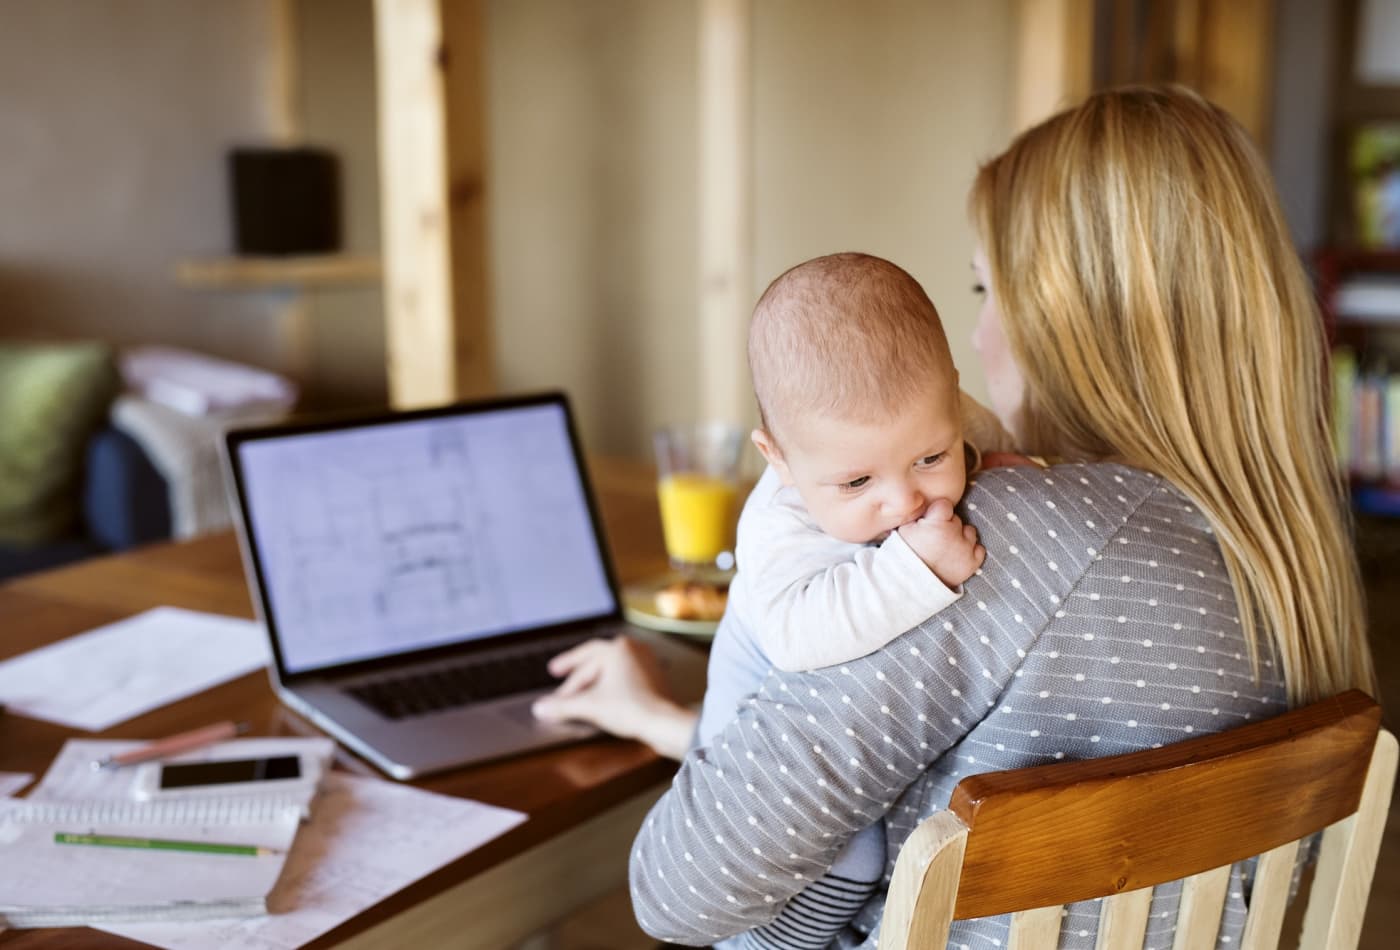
629, 462, 1288, 949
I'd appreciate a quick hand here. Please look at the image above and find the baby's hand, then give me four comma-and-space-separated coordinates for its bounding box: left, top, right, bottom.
897, 498, 985, 588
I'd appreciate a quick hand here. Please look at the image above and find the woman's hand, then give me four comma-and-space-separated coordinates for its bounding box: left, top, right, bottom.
531, 637, 698, 760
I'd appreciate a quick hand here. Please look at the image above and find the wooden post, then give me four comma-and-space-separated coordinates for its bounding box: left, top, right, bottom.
1013, 0, 1093, 131
698, 0, 752, 424
374, 0, 494, 409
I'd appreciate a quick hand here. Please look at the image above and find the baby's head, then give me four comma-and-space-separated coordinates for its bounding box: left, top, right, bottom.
749, 253, 967, 545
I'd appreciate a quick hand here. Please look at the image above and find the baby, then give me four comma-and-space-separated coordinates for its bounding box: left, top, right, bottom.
698, 252, 1004, 949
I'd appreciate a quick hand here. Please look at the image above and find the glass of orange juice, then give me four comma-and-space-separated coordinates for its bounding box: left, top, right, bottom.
653, 423, 745, 575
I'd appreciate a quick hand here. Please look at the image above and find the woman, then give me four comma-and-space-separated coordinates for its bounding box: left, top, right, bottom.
534, 86, 1375, 948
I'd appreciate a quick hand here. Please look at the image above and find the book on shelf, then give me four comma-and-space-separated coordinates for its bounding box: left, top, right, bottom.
1350, 122, 1400, 249
1333, 346, 1400, 496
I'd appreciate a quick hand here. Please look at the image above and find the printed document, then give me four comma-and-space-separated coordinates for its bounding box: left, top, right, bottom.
0, 607, 270, 730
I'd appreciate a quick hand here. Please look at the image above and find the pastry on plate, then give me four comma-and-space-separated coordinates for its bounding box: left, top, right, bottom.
654, 580, 728, 622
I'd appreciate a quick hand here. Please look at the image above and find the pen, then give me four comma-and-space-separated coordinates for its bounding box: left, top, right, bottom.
54, 832, 281, 857
92, 721, 251, 770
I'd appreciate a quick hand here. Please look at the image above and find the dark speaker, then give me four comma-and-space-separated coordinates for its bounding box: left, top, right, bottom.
229, 147, 340, 255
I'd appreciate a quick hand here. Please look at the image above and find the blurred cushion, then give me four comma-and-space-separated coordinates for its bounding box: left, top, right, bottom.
0, 342, 121, 545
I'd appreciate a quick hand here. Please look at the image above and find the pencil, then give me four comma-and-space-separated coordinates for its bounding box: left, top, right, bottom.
54, 832, 281, 857
92, 720, 251, 770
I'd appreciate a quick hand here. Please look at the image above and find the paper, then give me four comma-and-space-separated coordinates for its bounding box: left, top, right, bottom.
0, 796, 302, 928
0, 774, 32, 798
29, 738, 336, 810
0, 607, 270, 730
102, 772, 527, 949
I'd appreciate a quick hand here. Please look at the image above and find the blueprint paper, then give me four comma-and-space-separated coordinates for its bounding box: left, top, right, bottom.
102, 772, 527, 949
0, 607, 270, 731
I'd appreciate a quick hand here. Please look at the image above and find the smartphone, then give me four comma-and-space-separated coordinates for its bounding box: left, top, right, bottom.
133, 752, 322, 801
158, 755, 301, 789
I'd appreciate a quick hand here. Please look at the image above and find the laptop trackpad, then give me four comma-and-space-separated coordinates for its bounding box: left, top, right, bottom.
494, 695, 597, 737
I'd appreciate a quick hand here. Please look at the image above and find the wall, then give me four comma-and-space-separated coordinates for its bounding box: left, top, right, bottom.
488, 0, 1017, 456
296, 0, 386, 408
0, 0, 290, 371
0, 0, 1018, 458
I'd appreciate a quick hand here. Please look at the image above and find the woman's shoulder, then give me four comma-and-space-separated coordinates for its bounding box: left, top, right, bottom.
961, 462, 1184, 554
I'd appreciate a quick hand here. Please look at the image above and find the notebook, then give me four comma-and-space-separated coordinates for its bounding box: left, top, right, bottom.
223, 392, 707, 779
0, 796, 300, 928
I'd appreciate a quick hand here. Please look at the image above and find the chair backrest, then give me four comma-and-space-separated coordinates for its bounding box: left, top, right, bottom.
878, 690, 1396, 950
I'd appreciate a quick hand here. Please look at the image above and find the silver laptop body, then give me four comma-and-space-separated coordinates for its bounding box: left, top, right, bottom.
224, 392, 704, 779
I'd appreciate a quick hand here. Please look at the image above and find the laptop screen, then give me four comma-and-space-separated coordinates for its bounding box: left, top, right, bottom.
234, 400, 618, 675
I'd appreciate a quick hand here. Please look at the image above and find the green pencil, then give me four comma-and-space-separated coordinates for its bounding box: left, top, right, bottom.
54, 832, 281, 857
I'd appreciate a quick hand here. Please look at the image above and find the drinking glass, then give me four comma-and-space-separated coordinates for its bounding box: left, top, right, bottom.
653, 422, 745, 576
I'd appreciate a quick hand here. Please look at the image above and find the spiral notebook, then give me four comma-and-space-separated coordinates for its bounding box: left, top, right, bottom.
0, 795, 301, 928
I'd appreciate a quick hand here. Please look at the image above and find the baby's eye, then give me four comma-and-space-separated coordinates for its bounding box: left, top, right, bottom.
917, 453, 947, 467
841, 475, 870, 491
971, 282, 986, 296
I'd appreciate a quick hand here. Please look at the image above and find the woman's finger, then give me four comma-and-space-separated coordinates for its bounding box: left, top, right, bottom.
547, 637, 611, 676
552, 656, 604, 698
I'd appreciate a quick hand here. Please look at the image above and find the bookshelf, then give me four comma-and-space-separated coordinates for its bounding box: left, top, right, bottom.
1318, 247, 1400, 517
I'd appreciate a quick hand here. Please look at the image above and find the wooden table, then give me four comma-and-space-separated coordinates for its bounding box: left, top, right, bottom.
0, 457, 705, 949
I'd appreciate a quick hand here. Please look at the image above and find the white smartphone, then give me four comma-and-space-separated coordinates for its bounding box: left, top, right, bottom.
133, 753, 323, 801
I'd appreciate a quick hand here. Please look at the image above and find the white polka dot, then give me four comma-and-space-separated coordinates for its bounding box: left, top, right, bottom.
1161, 703, 1171, 710
1049, 561, 1059, 572
1128, 719, 1138, 727
1065, 713, 1076, 721
1074, 673, 1085, 681
1121, 575, 1132, 583
1084, 632, 1095, 640
1148, 599, 1158, 606
1008, 513, 1018, 522
1086, 520, 1096, 528
1009, 545, 1019, 555
1048, 529, 1058, 538
1143, 639, 1153, 647
1117, 616, 1127, 624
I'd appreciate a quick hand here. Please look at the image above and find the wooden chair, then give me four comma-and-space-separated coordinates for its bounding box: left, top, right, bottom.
878, 690, 1396, 950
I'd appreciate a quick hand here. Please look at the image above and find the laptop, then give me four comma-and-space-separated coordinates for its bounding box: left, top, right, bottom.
223, 392, 706, 779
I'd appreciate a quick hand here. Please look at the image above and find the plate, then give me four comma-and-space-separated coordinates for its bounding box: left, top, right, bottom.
621, 575, 729, 639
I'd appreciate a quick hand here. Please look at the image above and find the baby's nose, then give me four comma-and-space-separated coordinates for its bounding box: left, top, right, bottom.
889, 489, 927, 522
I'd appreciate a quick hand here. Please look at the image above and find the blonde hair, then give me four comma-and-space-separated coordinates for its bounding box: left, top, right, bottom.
970, 85, 1373, 704
749, 252, 955, 441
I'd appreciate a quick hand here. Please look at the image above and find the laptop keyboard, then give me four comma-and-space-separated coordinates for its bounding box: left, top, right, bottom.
348, 641, 578, 720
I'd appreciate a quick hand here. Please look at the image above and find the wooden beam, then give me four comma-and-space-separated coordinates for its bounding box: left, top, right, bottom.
374, 0, 494, 409
698, 0, 752, 424
1013, 0, 1094, 131
1199, 0, 1276, 147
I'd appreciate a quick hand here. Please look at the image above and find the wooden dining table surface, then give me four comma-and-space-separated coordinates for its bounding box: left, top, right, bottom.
0, 456, 710, 949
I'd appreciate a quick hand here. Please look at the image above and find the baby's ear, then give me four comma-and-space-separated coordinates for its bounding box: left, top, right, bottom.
750, 429, 793, 485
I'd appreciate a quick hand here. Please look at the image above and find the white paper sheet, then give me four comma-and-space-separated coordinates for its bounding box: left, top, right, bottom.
102, 772, 527, 949
0, 607, 270, 731
0, 773, 32, 798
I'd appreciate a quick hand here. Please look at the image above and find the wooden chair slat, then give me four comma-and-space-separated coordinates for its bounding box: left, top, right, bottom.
949, 691, 1380, 919
1239, 839, 1302, 950
1171, 864, 1231, 950
1008, 904, 1063, 949
1299, 729, 1399, 950
1095, 886, 1153, 950
876, 811, 968, 950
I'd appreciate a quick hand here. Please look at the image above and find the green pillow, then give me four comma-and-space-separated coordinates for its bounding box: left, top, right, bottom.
0, 342, 121, 546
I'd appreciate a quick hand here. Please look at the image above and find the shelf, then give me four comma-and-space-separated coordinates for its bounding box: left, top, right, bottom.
175, 254, 381, 290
